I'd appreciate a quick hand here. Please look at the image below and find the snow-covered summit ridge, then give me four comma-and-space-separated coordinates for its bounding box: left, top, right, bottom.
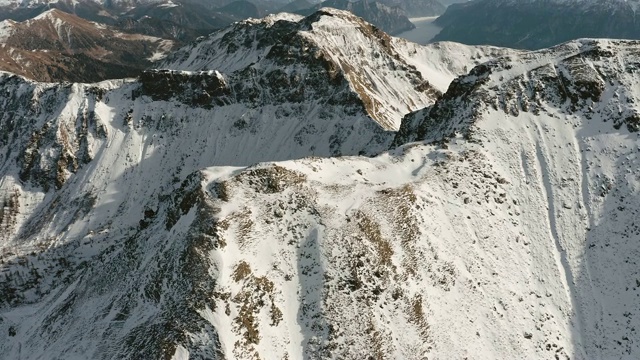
396, 38, 640, 144
159, 8, 435, 130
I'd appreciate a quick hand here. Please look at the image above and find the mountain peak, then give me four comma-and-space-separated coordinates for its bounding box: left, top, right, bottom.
244, 11, 305, 25
160, 8, 441, 130
26, 8, 108, 32
31, 7, 66, 20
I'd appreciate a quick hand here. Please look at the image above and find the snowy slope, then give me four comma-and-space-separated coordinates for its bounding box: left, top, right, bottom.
2, 11, 640, 360
0, 63, 397, 357
393, 38, 640, 357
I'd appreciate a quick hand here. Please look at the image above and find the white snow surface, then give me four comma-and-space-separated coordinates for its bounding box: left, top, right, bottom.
0, 20, 16, 42
1, 12, 640, 360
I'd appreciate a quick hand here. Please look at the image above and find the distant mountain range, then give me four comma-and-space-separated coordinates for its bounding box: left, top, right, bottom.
0, 0, 421, 83
434, 0, 640, 49
0, 9, 174, 82
381, 0, 446, 17
293, 0, 415, 34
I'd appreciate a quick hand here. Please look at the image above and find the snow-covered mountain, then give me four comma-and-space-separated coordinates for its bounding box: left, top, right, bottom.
0, 10, 511, 359
0, 9, 511, 359
392, 38, 640, 358
2, 8, 640, 360
434, 0, 640, 49
158, 9, 509, 130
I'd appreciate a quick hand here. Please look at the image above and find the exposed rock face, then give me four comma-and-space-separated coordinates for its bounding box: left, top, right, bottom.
0, 9, 174, 82
138, 70, 231, 105
433, 0, 640, 49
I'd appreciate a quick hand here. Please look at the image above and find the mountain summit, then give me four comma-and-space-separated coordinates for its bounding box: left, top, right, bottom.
160, 8, 441, 130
